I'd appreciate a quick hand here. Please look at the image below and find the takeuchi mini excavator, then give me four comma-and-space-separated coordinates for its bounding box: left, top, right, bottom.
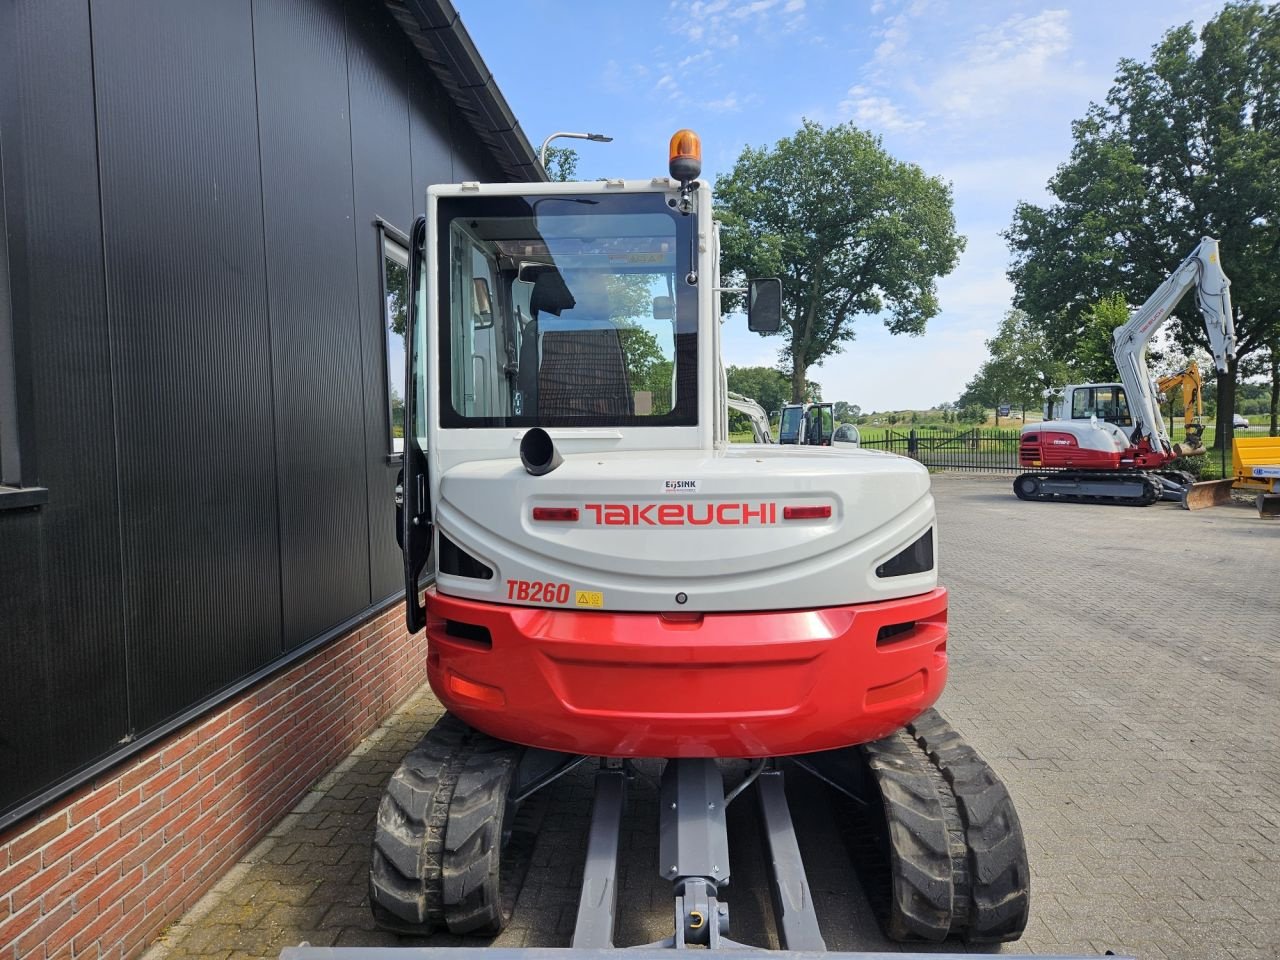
283, 132, 1098, 960
1015, 238, 1236, 507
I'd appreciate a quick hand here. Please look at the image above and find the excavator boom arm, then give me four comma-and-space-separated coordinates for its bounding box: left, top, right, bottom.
726, 391, 774, 443
1111, 237, 1235, 455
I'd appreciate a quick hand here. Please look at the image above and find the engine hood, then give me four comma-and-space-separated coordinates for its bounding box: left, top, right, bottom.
433, 445, 937, 612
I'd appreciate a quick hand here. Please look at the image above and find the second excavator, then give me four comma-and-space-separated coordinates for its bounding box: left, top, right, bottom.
1015, 238, 1235, 507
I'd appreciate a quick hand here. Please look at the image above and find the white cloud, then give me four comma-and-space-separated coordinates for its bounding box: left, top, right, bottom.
677, 49, 713, 69
867, 0, 937, 71
705, 93, 742, 112
672, 0, 805, 47
839, 85, 924, 132
936, 154, 1060, 206
926, 10, 1092, 119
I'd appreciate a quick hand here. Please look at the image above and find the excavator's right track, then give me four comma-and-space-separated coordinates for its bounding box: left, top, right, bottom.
857, 709, 1030, 943
1013, 470, 1161, 506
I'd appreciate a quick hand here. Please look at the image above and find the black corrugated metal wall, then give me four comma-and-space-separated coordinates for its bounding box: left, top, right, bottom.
0, 0, 505, 827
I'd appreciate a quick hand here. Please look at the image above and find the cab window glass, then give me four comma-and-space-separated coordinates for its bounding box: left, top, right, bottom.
1094, 387, 1131, 424
381, 228, 409, 454
437, 193, 694, 429
1071, 388, 1094, 419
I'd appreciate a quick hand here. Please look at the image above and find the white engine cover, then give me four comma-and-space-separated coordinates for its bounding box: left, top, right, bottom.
433, 445, 936, 612
1023, 418, 1132, 454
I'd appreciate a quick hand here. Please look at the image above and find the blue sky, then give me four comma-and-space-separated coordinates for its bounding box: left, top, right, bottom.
454, 0, 1224, 411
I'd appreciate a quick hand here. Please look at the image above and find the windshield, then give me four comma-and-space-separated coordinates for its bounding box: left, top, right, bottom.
436, 192, 696, 428
778, 406, 802, 443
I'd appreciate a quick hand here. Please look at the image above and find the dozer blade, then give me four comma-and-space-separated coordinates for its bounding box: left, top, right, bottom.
1182, 478, 1236, 511
1258, 493, 1280, 518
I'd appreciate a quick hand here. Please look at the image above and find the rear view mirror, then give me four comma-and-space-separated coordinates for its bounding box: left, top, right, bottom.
652, 295, 674, 320
747, 278, 782, 333
473, 278, 493, 329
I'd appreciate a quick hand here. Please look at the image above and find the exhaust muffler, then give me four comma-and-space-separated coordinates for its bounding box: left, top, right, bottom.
520, 427, 563, 476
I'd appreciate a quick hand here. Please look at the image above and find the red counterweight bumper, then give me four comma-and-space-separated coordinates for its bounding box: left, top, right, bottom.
423, 586, 948, 758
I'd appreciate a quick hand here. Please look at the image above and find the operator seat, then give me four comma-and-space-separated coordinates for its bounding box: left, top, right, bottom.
530, 271, 633, 419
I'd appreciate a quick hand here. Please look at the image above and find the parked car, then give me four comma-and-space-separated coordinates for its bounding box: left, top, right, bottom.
1233, 413, 1250, 429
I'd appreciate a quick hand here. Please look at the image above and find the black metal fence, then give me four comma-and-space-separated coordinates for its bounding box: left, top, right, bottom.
860, 427, 1022, 473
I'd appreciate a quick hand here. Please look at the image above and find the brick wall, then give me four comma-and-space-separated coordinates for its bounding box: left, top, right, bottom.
0, 603, 428, 960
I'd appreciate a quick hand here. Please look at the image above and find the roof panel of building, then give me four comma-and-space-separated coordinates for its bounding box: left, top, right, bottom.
384, 0, 546, 182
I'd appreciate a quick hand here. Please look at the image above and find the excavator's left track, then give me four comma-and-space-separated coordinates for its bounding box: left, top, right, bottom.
369, 713, 537, 935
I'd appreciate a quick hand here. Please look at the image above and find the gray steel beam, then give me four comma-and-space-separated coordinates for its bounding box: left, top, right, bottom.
571, 769, 626, 949
658, 759, 730, 888
755, 770, 826, 952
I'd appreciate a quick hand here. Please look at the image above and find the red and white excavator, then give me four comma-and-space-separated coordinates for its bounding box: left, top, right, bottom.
1014, 238, 1236, 507
281, 132, 1118, 960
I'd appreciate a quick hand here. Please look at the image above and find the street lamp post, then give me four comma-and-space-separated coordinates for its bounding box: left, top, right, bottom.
538, 131, 613, 170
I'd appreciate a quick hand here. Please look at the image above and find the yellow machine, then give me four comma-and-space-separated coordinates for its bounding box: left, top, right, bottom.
1156, 361, 1207, 455
1232, 436, 1280, 517
1184, 435, 1280, 516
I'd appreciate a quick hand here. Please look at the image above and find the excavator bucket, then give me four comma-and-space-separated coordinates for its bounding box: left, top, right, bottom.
1182, 479, 1236, 510
1258, 494, 1280, 518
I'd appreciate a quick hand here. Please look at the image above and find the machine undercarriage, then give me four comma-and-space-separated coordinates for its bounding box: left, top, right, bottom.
366, 709, 1030, 950
1012, 468, 1198, 507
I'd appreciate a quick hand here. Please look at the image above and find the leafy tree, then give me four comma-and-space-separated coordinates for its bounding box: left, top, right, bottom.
1005, 3, 1280, 447
606, 274, 657, 320
716, 120, 965, 401
544, 145, 578, 182
1074, 294, 1131, 382
615, 323, 669, 412
958, 363, 1012, 424
958, 403, 986, 424
725, 365, 791, 416
960, 310, 1069, 422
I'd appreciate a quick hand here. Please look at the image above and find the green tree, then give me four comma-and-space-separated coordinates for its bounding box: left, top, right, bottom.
1074, 293, 1130, 382
543, 145, 578, 182
1005, 3, 1280, 447
716, 120, 965, 402
725, 365, 791, 416
960, 310, 1069, 422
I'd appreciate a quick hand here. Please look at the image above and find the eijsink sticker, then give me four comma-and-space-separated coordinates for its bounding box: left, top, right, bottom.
663, 479, 699, 493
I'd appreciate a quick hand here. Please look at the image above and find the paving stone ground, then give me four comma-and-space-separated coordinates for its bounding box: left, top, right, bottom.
145, 475, 1280, 960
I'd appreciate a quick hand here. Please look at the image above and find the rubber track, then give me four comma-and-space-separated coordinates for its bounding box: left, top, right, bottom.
369, 713, 527, 935
1013, 470, 1160, 506
861, 709, 1030, 943
859, 729, 960, 941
